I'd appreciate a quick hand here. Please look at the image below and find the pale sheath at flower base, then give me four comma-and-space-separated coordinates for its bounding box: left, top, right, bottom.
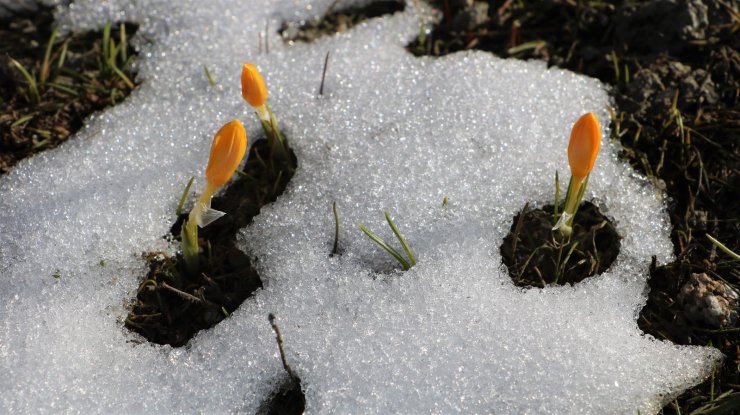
553, 112, 601, 236
182, 119, 247, 274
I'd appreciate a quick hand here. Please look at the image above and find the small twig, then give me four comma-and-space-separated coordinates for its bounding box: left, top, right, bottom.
319, 51, 330, 96
268, 313, 298, 382
160, 281, 204, 304
264, 20, 270, 54
332, 201, 340, 255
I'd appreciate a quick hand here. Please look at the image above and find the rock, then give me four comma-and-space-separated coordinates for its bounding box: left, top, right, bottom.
679, 272, 739, 328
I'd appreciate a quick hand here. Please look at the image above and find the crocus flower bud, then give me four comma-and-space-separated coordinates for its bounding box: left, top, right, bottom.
567, 112, 601, 180
206, 119, 247, 188
241, 63, 268, 108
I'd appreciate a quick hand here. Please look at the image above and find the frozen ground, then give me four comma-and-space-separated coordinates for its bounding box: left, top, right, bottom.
0, 0, 722, 413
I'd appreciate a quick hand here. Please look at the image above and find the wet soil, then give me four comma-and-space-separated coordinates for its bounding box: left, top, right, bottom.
256, 378, 306, 415
278, 0, 405, 43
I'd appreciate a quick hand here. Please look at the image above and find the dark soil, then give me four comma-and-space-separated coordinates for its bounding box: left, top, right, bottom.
500, 201, 621, 288
125, 138, 297, 347
0, 5, 138, 174
409, 0, 739, 412
256, 378, 306, 415
278, 0, 405, 43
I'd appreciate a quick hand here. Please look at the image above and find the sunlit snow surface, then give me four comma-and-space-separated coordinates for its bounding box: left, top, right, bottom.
0, 0, 721, 413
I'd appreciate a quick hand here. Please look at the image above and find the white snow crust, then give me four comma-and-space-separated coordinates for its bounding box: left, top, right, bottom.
0, 0, 722, 413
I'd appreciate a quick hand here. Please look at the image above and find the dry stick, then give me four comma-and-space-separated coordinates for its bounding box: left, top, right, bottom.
319, 51, 330, 96
265, 20, 270, 55
160, 281, 219, 308
332, 201, 340, 255
268, 313, 298, 382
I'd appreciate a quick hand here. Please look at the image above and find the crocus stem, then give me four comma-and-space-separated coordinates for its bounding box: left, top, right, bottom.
562, 175, 584, 218
553, 175, 584, 238
181, 183, 218, 276
181, 217, 199, 276
258, 104, 289, 162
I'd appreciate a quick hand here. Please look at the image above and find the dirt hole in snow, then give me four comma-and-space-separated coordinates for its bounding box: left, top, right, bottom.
0, 5, 139, 174
124, 138, 297, 347
279, 0, 405, 44
500, 201, 621, 288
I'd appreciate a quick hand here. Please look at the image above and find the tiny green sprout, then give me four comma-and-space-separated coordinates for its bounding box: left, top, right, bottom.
359, 210, 417, 271
181, 120, 247, 276
40, 27, 59, 84
203, 64, 215, 87
99, 259, 106, 267
52, 270, 61, 279
442, 196, 448, 207
553, 113, 601, 237
176, 176, 195, 216
9, 57, 40, 104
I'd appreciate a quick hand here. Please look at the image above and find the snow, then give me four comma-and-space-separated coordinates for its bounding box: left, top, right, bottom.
0, 0, 721, 413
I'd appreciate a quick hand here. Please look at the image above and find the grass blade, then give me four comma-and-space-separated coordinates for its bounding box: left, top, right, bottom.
176, 176, 195, 216
102, 21, 111, 63
119, 22, 127, 63
9, 57, 40, 104
40, 26, 59, 84
109, 64, 135, 89
203, 64, 215, 87
47, 82, 79, 96
553, 170, 560, 220
11, 114, 35, 127
707, 234, 740, 261
359, 224, 410, 270
384, 210, 416, 266
57, 39, 70, 70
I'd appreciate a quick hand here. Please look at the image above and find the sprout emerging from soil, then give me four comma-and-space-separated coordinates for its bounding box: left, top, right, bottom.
182, 119, 247, 275
241, 62, 288, 158
553, 112, 601, 237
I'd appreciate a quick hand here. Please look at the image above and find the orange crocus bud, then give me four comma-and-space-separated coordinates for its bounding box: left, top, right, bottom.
241, 63, 268, 108
567, 112, 601, 180
206, 119, 247, 188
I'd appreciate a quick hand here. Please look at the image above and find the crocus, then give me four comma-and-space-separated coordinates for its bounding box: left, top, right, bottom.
182, 120, 247, 275
567, 112, 601, 182
241, 63, 269, 122
554, 112, 601, 236
240, 61, 288, 159
192, 119, 247, 227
